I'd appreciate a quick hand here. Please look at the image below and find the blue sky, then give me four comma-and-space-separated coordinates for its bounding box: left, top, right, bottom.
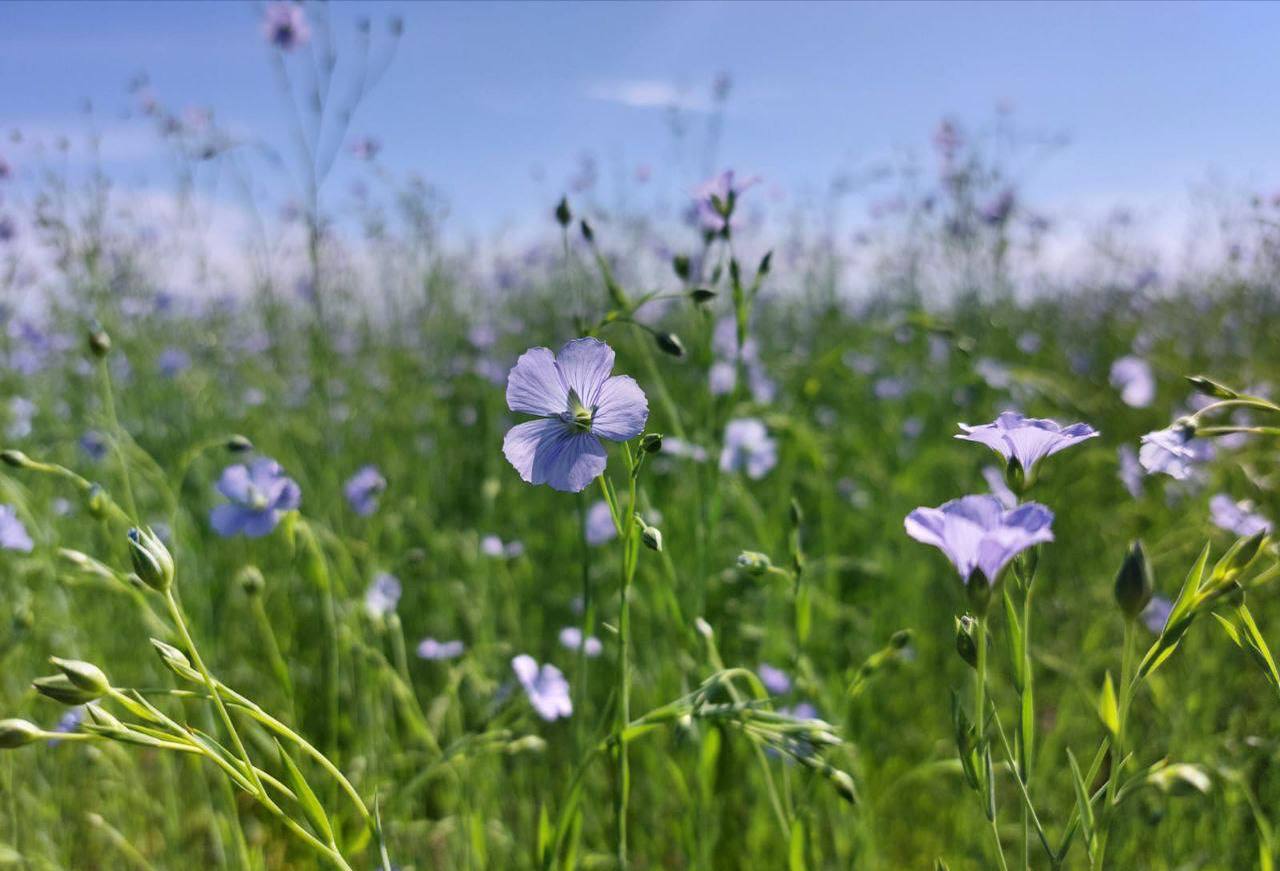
5, 0, 1280, 239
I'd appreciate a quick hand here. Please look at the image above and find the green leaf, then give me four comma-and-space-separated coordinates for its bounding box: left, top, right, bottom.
1237, 603, 1280, 693
788, 819, 807, 871
275, 739, 334, 845
1003, 587, 1025, 693
1098, 672, 1119, 737
1067, 749, 1095, 845
536, 803, 552, 866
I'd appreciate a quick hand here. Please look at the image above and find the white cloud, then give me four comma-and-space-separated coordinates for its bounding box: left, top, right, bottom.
586, 79, 712, 112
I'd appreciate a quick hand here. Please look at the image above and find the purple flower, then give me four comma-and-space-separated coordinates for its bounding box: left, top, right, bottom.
480, 534, 524, 558
720, 418, 778, 479
417, 638, 465, 661
1209, 494, 1272, 537
344, 465, 386, 517
47, 705, 86, 746
584, 500, 617, 546
512, 654, 572, 721
502, 338, 648, 493
956, 412, 1098, 478
364, 572, 401, 618
209, 458, 300, 538
79, 431, 108, 463
1141, 595, 1172, 635
0, 505, 33, 552
1118, 445, 1144, 498
904, 494, 1054, 585
263, 2, 310, 50
757, 663, 791, 694
1139, 424, 1212, 480
661, 437, 709, 463
157, 347, 191, 378
1110, 356, 1155, 408
982, 465, 1017, 509
558, 626, 602, 657
693, 170, 759, 233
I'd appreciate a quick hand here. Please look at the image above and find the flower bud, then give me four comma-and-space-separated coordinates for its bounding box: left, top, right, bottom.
654, 332, 685, 358
641, 525, 663, 553
226, 434, 254, 453
128, 527, 174, 592
757, 250, 773, 277
85, 485, 109, 520
554, 197, 571, 228
88, 325, 111, 358
150, 638, 201, 683
640, 432, 663, 455
1185, 375, 1237, 400
1207, 530, 1269, 592
0, 449, 31, 468
504, 735, 547, 755
236, 565, 266, 596
0, 718, 42, 749
955, 615, 979, 669
1004, 455, 1027, 493
672, 254, 691, 281
737, 551, 772, 576
689, 287, 716, 304
49, 657, 111, 696
889, 629, 912, 649
33, 674, 103, 706
1114, 540, 1154, 620
579, 219, 594, 243
694, 617, 714, 639
828, 767, 857, 804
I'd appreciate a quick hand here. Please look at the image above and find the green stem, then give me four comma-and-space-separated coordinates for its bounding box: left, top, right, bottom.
98, 355, 139, 521
1095, 619, 1137, 869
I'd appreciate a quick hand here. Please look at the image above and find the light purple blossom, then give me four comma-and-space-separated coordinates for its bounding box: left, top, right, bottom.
1141, 595, 1172, 635
1209, 494, 1272, 537
558, 626, 602, 657
481, 534, 524, 559
982, 465, 1018, 509
1118, 445, 1144, 498
720, 418, 778, 479
0, 505, 33, 552
344, 465, 387, 517
512, 654, 572, 721
661, 437, 709, 463
956, 412, 1098, 477
584, 500, 617, 546
904, 494, 1055, 585
417, 638, 465, 661
263, 2, 310, 50
757, 663, 791, 695
1110, 356, 1156, 408
502, 338, 648, 493
80, 431, 108, 463
157, 347, 191, 378
1139, 424, 1213, 480
364, 572, 401, 618
209, 458, 301, 538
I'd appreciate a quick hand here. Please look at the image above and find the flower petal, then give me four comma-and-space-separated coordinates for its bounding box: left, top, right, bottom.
556, 337, 615, 407
503, 419, 608, 492
215, 464, 253, 503
210, 504, 248, 537
591, 374, 648, 442
506, 347, 568, 416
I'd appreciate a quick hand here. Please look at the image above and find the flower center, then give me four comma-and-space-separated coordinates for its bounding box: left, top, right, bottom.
568, 389, 594, 431
246, 485, 269, 512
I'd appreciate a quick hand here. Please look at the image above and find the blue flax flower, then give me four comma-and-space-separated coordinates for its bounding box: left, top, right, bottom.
512, 654, 572, 721
209, 458, 300, 538
0, 505, 33, 552
417, 638, 465, 661
344, 465, 387, 517
957, 411, 1097, 478
503, 338, 647, 493
904, 494, 1054, 586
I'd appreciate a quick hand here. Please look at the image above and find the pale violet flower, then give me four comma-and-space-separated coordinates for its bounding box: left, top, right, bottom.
344, 465, 386, 517
982, 465, 1018, 509
584, 500, 617, 546
661, 437, 709, 463
0, 505, 33, 552
1118, 445, 1144, 498
957, 412, 1098, 478
720, 418, 778, 479
1139, 424, 1213, 480
481, 534, 524, 559
558, 626, 602, 657
1110, 356, 1156, 408
364, 573, 401, 618
209, 459, 300, 538
1141, 596, 1173, 635
757, 663, 791, 694
512, 654, 572, 721
905, 495, 1054, 585
1209, 494, 1272, 537
417, 638, 465, 661
502, 338, 648, 493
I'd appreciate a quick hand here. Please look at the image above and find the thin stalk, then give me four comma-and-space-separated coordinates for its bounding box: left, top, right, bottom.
1095, 620, 1137, 869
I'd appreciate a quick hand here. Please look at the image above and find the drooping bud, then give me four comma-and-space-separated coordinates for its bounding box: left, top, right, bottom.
33, 674, 104, 706
150, 638, 201, 683
236, 565, 266, 596
1185, 375, 1237, 400
49, 657, 111, 696
1114, 540, 1154, 620
737, 551, 772, 576
955, 615, 979, 669
554, 197, 571, 228
0, 719, 43, 749
226, 434, 254, 453
641, 525, 663, 553
640, 432, 663, 455
127, 527, 174, 592
0, 449, 31, 468
654, 332, 685, 358
88, 324, 112, 358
